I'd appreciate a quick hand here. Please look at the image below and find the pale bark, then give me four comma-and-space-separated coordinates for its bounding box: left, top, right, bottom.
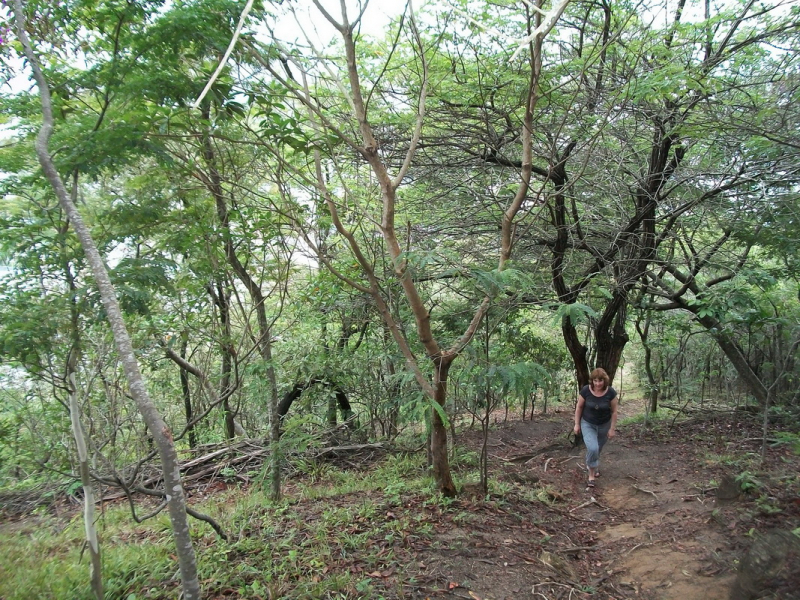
67, 365, 103, 600
12, 3, 201, 597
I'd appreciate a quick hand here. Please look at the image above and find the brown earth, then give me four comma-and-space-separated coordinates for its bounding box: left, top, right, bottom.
402, 409, 800, 600
2, 409, 799, 600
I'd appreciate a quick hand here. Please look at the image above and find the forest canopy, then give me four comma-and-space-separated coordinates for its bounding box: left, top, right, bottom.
0, 0, 798, 597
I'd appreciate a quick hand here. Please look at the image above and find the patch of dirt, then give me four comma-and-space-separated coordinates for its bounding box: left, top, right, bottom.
409, 410, 800, 600
2, 409, 799, 600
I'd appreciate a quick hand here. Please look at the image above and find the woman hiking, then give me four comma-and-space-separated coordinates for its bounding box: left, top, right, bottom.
573, 368, 618, 487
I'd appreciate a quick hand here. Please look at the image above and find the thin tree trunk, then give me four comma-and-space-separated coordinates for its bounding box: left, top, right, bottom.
199, 117, 282, 498
480, 313, 491, 494
179, 331, 197, 449
264, 338, 281, 501
432, 357, 457, 496
635, 312, 659, 416
273, 0, 567, 497
215, 280, 236, 439
60, 188, 103, 600
67, 350, 102, 600
12, 6, 201, 597
693, 314, 768, 405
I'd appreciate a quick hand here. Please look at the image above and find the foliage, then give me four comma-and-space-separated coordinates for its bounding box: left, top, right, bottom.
0, 0, 799, 594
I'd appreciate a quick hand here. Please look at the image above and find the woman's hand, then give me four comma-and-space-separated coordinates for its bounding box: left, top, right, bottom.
573, 424, 580, 435
608, 428, 616, 439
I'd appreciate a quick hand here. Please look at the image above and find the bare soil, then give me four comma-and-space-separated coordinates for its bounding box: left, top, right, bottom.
404, 409, 800, 600
2, 409, 799, 600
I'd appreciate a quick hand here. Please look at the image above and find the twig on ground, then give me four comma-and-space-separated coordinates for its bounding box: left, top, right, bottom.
186, 506, 229, 541
544, 457, 553, 472
558, 543, 607, 555
531, 581, 584, 598
591, 568, 623, 587
624, 541, 654, 556
632, 485, 658, 499
570, 496, 607, 512
506, 546, 539, 564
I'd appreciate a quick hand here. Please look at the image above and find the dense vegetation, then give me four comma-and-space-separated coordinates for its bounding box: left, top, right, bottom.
0, 0, 798, 597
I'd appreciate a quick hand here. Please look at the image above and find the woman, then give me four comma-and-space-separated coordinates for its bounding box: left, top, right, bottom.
573, 367, 618, 487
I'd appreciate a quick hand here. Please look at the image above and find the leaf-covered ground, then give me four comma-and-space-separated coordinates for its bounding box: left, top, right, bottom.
2, 409, 799, 600
407, 410, 800, 600
210, 409, 800, 600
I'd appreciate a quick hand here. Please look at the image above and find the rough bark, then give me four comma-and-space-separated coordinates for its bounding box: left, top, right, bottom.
562, 317, 590, 389
12, 4, 201, 597
431, 357, 457, 497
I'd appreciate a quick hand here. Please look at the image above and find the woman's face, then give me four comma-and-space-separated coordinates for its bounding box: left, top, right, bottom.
592, 377, 605, 389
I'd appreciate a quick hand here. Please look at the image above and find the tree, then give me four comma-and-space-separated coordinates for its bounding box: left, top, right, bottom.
420, 0, 799, 391
243, 0, 569, 495
10, 1, 201, 596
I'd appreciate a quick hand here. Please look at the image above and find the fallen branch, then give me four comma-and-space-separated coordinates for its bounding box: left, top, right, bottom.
570, 496, 601, 512
632, 485, 658, 499
624, 541, 654, 556
557, 543, 607, 555
545, 505, 597, 523
507, 442, 566, 464
186, 506, 229, 541
591, 568, 623, 587
314, 442, 385, 458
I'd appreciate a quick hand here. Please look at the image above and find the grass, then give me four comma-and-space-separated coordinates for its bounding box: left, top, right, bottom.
0, 453, 440, 600
0, 510, 176, 600
618, 406, 685, 428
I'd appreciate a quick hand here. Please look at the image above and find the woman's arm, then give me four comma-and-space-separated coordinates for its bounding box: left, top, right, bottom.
573, 395, 585, 434
608, 396, 619, 438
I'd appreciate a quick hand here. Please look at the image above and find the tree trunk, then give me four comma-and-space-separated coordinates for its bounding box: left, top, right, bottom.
200, 116, 282, 497
562, 317, 590, 388
60, 201, 103, 599
179, 331, 197, 448
279, 0, 567, 498
217, 282, 236, 440
595, 298, 630, 384
635, 315, 659, 416
693, 313, 768, 405
264, 338, 281, 501
66, 347, 103, 600
13, 6, 201, 596
432, 356, 457, 497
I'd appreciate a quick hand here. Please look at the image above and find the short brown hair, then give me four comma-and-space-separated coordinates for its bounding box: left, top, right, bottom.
589, 368, 610, 388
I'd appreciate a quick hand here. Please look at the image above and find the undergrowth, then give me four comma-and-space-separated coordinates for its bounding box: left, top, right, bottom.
0, 453, 442, 600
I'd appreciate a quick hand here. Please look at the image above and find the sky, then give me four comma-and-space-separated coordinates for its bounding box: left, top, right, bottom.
266, 0, 409, 48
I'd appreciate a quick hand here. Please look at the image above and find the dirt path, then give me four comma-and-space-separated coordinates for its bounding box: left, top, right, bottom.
412, 411, 800, 600
2, 409, 797, 600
